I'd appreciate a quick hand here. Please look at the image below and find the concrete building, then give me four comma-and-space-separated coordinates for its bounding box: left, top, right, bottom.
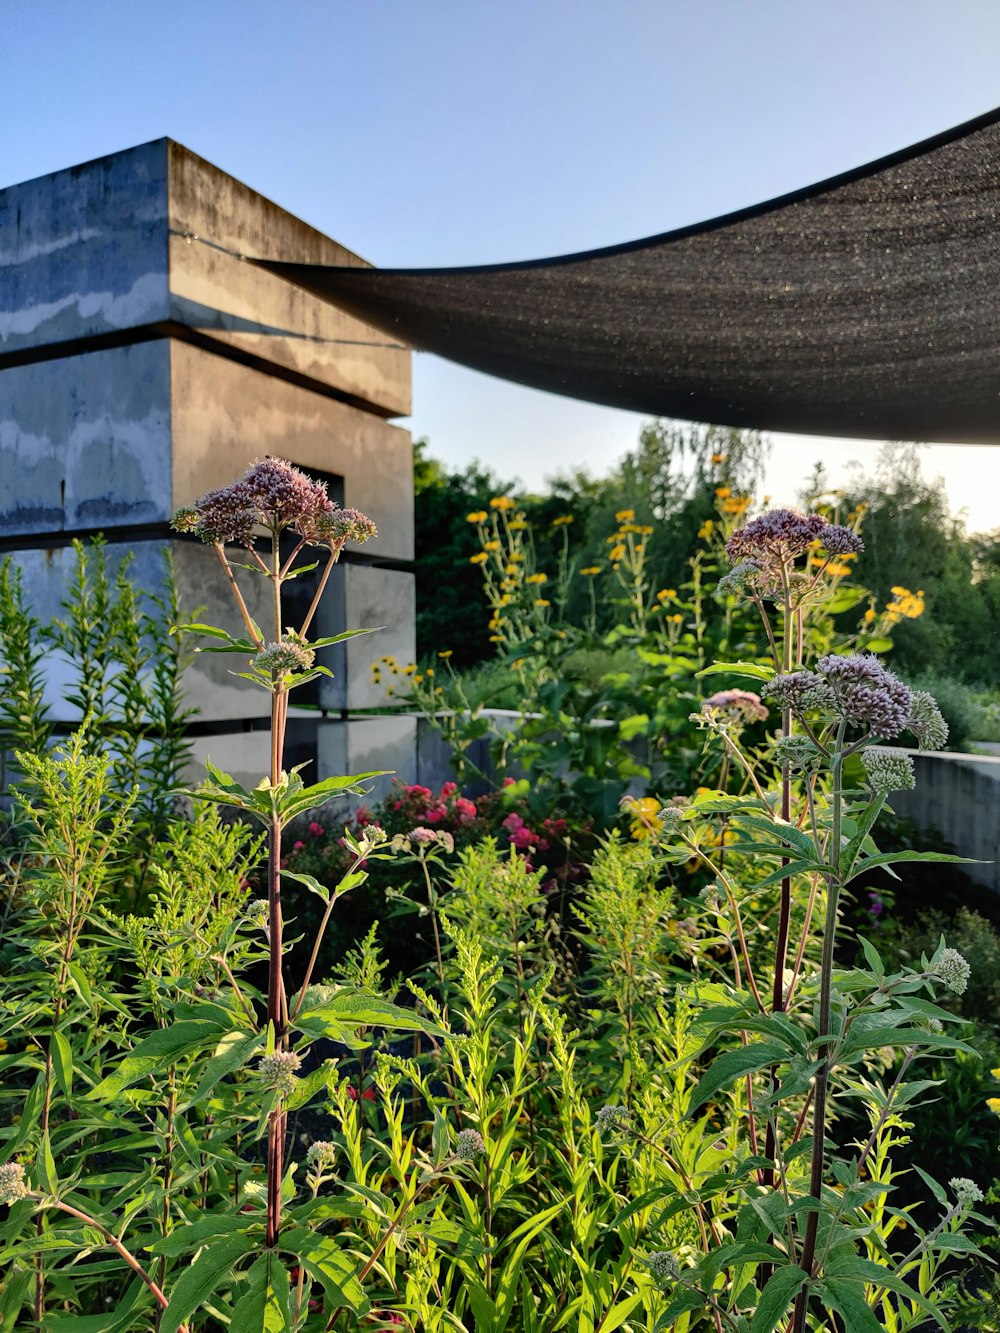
0, 139, 417, 802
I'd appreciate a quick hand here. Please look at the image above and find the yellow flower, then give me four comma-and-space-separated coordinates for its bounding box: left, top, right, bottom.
637, 525, 654, 535
499, 594, 512, 606
508, 519, 528, 531
489, 634, 503, 642
885, 586, 925, 620
609, 544, 626, 561
490, 495, 516, 511
512, 658, 526, 669
469, 552, 487, 565
466, 510, 487, 523
626, 796, 660, 841
534, 598, 551, 607
863, 609, 876, 624
715, 486, 731, 499
483, 540, 501, 552
402, 664, 417, 675
413, 674, 424, 684
669, 614, 684, 623
0, 1038, 7, 1053
438, 649, 453, 659
711, 452, 727, 464
988, 1097, 1000, 1115
825, 561, 853, 578
526, 573, 548, 585
615, 508, 635, 522
990, 1066, 1000, 1077
580, 566, 601, 576
657, 588, 676, 601
698, 519, 715, 538
509, 552, 524, 562
722, 496, 751, 514
552, 514, 574, 526
425, 668, 434, 678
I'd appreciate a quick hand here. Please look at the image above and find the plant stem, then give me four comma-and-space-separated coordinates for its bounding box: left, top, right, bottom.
791, 721, 846, 1333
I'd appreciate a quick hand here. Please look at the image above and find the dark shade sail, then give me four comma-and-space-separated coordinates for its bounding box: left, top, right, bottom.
259, 108, 1000, 442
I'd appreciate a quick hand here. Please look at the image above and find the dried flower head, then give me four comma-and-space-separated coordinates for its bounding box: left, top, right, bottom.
0, 1161, 28, 1205
258, 1050, 303, 1097
455, 1129, 486, 1160
950, 1176, 983, 1206
932, 947, 971, 996
906, 690, 949, 752
306, 1140, 337, 1169
815, 654, 913, 738
818, 524, 865, 557
701, 689, 768, 725
861, 747, 916, 793
646, 1251, 681, 1282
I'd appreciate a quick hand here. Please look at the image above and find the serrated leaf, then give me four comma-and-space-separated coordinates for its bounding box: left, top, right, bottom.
147, 1215, 254, 1257
229, 1252, 292, 1333
280, 1228, 368, 1313
181, 1030, 264, 1110
816, 1276, 884, 1332
689, 1041, 788, 1115
748, 1266, 809, 1333
698, 660, 775, 681
88, 1020, 229, 1101
160, 1232, 255, 1333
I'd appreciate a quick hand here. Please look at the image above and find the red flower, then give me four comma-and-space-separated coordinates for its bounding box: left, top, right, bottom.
309, 821, 325, 837
454, 797, 477, 822
293, 840, 305, 851
346, 1084, 376, 1102
441, 781, 457, 798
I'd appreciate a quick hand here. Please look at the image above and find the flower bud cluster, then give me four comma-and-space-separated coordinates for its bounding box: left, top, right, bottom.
455, 1129, 486, 1160
950, 1176, 983, 1206
932, 947, 971, 996
907, 690, 949, 752
390, 828, 455, 853
817, 524, 865, 556
595, 1104, 632, 1136
816, 654, 913, 738
0, 1161, 27, 1205
773, 735, 821, 771
258, 1050, 302, 1096
646, 1251, 681, 1282
860, 747, 916, 793
306, 1140, 337, 1169
253, 636, 316, 677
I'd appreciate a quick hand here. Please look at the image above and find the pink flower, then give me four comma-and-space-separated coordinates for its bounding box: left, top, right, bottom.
502, 777, 516, 787
503, 813, 524, 832
309, 822, 324, 837
425, 804, 446, 824
454, 797, 477, 822
293, 840, 305, 851
410, 827, 436, 843
347, 1085, 376, 1101
510, 827, 535, 851
441, 781, 458, 798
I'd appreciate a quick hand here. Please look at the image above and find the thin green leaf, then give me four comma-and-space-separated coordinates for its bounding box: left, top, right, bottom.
159, 1232, 255, 1333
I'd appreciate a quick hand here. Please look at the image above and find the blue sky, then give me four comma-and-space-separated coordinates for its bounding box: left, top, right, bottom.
5, 1, 1000, 527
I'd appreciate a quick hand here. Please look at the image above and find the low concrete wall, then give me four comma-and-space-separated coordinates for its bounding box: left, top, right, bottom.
891, 750, 1000, 892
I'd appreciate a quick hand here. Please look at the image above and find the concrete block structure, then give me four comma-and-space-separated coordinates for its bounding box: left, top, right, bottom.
0, 139, 415, 803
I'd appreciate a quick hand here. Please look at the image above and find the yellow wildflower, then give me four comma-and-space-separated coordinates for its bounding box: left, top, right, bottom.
425, 668, 434, 678
509, 552, 524, 562
470, 552, 487, 565
508, 519, 528, 531
534, 598, 551, 607
722, 496, 751, 514
657, 588, 676, 601
711, 452, 727, 464
552, 514, 574, 526
626, 795, 660, 841
988, 1097, 1000, 1115
615, 508, 635, 522
489, 634, 503, 642
698, 520, 714, 538
413, 674, 424, 684
526, 573, 548, 585
580, 566, 601, 576
715, 486, 731, 498
609, 544, 626, 561
490, 496, 516, 511
637, 524, 654, 535
483, 540, 501, 552
402, 664, 417, 675
863, 609, 876, 624
438, 650, 453, 659
466, 511, 487, 523
825, 561, 853, 578
669, 613, 684, 623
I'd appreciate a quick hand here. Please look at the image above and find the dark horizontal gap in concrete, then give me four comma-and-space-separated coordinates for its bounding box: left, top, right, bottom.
0, 524, 415, 574
0, 321, 402, 421
27, 708, 367, 746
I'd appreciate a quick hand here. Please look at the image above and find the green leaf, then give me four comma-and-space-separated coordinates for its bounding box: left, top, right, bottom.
39, 1131, 58, 1194
229, 1253, 292, 1333
44, 1278, 145, 1331
698, 660, 775, 681
280, 1228, 368, 1313
50, 1031, 73, 1100
816, 1277, 885, 1332
147, 1214, 254, 1257
0, 1265, 31, 1333
278, 772, 391, 821
159, 1232, 255, 1333
846, 850, 980, 882
88, 1019, 230, 1101
652, 1287, 705, 1330
689, 1041, 788, 1115
183, 1030, 265, 1109
748, 1266, 809, 1333
311, 627, 383, 648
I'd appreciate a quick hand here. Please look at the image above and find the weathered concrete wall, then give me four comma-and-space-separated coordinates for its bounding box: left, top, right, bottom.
0, 140, 415, 797
892, 751, 1000, 892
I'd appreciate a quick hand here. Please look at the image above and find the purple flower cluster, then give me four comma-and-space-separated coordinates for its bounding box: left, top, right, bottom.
818, 524, 865, 557
725, 509, 826, 564
816, 653, 912, 738
761, 670, 832, 713
171, 458, 377, 550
